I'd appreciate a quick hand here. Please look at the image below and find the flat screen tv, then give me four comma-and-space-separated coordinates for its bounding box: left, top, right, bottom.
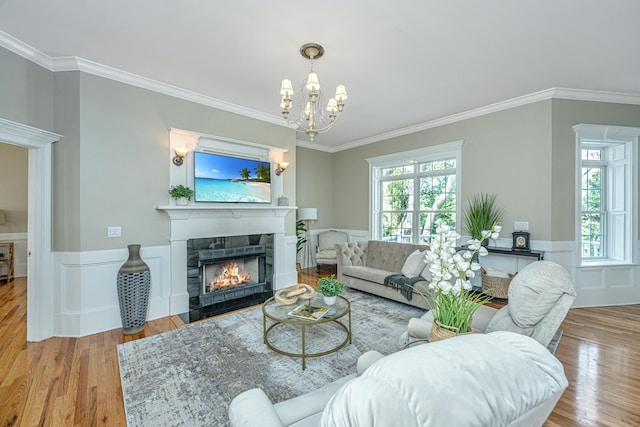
193, 151, 271, 203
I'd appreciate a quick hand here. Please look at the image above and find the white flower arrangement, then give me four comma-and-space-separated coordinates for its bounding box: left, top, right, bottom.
417, 218, 501, 333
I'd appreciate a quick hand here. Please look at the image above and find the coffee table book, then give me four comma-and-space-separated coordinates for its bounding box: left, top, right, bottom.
287, 304, 329, 321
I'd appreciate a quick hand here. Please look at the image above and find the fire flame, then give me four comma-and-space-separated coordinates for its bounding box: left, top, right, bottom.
208, 261, 251, 291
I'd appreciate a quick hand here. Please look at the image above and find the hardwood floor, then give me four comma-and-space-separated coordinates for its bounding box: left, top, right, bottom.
1, 271, 639, 426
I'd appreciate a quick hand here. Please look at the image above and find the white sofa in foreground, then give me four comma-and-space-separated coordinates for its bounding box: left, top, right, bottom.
228, 331, 568, 427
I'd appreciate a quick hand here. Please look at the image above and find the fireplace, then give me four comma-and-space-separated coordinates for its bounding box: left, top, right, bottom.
187, 234, 273, 322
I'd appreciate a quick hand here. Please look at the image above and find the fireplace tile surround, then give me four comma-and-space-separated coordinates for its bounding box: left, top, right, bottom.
187, 234, 273, 321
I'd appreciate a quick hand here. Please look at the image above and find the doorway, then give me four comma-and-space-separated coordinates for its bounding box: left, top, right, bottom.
0, 118, 61, 341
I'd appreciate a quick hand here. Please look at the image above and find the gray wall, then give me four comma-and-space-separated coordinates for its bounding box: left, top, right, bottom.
2, 47, 297, 252
324, 99, 640, 243
64, 72, 296, 251
296, 147, 334, 229
52, 71, 82, 250
551, 99, 640, 240
331, 101, 553, 239
0, 47, 54, 130
0, 143, 28, 233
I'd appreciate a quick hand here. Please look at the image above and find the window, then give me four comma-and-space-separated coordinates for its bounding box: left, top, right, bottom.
367, 142, 462, 244
580, 147, 605, 257
574, 125, 639, 264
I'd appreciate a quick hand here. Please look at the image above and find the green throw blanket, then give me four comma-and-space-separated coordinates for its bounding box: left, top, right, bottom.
383, 274, 425, 302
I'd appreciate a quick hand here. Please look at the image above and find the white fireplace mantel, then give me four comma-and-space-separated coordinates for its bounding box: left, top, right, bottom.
156, 204, 298, 317
156, 205, 297, 220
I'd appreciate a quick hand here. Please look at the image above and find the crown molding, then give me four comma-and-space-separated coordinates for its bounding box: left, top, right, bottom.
3, 30, 640, 153
327, 87, 640, 153
0, 30, 53, 69
0, 30, 285, 128
550, 87, 640, 105
295, 138, 335, 153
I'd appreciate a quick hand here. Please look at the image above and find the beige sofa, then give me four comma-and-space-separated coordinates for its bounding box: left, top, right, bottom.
336, 240, 431, 309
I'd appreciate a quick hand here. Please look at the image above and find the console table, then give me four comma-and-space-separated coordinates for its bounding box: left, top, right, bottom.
0, 242, 14, 283
487, 247, 544, 260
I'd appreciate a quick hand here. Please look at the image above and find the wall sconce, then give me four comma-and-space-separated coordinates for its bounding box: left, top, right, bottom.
275, 162, 289, 176
172, 147, 189, 166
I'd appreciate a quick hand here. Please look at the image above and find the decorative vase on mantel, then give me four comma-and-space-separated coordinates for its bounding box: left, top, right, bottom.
117, 244, 151, 334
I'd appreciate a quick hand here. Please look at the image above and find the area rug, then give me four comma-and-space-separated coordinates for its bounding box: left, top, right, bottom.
117, 289, 424, 427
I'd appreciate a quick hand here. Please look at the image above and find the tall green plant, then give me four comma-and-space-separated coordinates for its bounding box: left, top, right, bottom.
296, 220, 307, 255
463, 193, 503, 239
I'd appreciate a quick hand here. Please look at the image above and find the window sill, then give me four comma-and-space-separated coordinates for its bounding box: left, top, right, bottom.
578, 260, 638, 268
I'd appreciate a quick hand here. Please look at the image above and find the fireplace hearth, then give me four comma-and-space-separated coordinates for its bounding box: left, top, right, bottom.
187, 235, 273, 322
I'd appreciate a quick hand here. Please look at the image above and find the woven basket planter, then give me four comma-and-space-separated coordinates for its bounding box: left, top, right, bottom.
429, 320, 472, 342
481, 268, 516, 299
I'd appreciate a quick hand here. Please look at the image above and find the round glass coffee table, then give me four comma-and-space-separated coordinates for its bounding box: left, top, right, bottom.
262, 293, 351, 370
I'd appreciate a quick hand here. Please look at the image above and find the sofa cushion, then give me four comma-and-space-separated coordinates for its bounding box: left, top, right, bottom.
401, 249, 427, 278
342, 265, 397, 285
420, 264, 432, 282
508, 261, 577, 328
366, 240, 428, 272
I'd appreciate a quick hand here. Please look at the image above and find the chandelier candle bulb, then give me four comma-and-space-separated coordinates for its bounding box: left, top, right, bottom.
306, 73, 320, 91
280, 79, 293, 97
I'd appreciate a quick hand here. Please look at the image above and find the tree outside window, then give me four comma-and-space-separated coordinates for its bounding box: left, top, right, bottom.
380, 160, 456, 244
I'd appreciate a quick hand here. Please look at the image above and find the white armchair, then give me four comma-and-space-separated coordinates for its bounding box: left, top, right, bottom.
315, 230, 349, 272
399, 261, 577, 350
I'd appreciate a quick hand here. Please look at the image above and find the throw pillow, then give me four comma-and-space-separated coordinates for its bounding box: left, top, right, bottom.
420, 264, 432, 282
401, 249, 427, 278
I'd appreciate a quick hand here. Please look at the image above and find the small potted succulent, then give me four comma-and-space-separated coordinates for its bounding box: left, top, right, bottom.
317, 274, 345, 306
168, 185, 194, 206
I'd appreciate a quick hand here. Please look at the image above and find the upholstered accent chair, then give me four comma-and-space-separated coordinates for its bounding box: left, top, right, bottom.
399, 261, 577, 349
315, 230, 349, 272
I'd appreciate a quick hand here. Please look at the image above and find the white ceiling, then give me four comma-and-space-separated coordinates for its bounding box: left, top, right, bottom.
1, 0, 639, 150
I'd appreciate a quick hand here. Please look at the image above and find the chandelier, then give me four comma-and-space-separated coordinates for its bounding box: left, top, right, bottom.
279, 43, 348, 143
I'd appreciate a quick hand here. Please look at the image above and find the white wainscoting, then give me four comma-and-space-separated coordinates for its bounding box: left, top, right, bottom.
456, 237, 640, 308
328, 233, 640, 308
0, 232, 28, 277
53, 245, 171, 337
52, 239, 300, 337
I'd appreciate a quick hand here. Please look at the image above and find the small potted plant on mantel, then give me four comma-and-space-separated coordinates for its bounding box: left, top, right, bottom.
317, 275, 345, 306
168, 185, 194, 206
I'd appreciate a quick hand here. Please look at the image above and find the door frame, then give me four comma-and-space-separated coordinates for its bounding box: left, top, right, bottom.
0, 118, 61, 341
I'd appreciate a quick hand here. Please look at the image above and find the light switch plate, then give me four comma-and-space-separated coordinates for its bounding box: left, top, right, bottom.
107, 226, 122, 237
514, 221, 529, 231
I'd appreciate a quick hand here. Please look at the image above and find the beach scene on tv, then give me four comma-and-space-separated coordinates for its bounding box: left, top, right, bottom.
194, 152, 271, 203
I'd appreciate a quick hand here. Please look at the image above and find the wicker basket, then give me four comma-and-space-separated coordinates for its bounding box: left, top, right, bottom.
481, 267, 515, 299
429, 320, 472, 342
